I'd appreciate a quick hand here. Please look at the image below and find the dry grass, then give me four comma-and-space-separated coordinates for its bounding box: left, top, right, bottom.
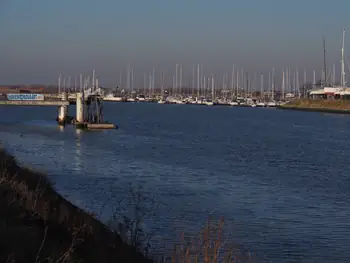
0, 148, 152, 263
282, 99, 350, 110
167, 217, 260, 263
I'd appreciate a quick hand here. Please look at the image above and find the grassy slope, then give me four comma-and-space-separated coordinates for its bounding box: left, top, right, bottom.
280, 99, 350, 111
0, 149, 152, 263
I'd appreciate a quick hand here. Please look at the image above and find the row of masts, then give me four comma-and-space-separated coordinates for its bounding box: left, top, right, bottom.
57, 30, 347, 101
119, 29, 348, 99
117, 64, 345, 98
55, 63, 345, 100
58, 70, 100, 95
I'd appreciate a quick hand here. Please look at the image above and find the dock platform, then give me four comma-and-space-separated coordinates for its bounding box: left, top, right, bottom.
86, 123, 117, 129
74, 122, 117, 130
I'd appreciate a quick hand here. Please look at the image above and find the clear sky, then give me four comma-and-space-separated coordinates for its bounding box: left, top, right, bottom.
0, 0, 350, 86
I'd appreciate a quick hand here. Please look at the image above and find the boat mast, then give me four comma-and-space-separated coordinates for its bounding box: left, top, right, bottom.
179, 64, 182, 96
119, 72, 122, 90
207, 77, 210, 98
197, 64, 200, 99
253, 72, 256, 96
236, 69, 239, 96
236, 69, 239, 97
272, 68, 275, 101
192, 64, 195, 96
131, 67, 134, 91
268, 72, 271, 98
231, 64, 235, 99
58, 74, 61, 94
92, 69, 95, 90
282, 69, 285, 100
303, 69, 306, 97
202, 75, 205, 98
341, 29, 346, 87
260, 74, 264, 100
313, 70, 316, 89
246, 72, 249, 98
152, 68, 155, 95
161, 71, 164, 97
175, 64, 178, 96
323, 37, 327, 86
201, 64, 203, 95
241, 68, 244, 96
126, 65, 130, 91
149, 74, 152, 96
287, 69, 290, 98
222, 74, 225, 99
211, 74, 215, 101
296, 69, 300, 98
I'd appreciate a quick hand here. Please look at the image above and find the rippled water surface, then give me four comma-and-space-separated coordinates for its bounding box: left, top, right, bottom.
1, 103, 350, 262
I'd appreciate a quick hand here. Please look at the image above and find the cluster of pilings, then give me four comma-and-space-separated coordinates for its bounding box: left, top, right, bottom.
57, 91, 85, 127
57, 91, 116, 129
56, 71, 116, 130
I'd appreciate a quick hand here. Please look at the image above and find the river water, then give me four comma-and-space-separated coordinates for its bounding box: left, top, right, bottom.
1, 102, 350, 262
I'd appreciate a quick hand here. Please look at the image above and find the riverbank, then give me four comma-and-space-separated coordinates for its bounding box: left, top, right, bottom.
278, 99, 350, 114
0, 148, 152, 263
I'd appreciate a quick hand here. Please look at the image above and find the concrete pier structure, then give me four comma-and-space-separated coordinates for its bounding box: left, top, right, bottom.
0, 83, 117, 130
57, 92, 68, 125
76, 92, 84, 124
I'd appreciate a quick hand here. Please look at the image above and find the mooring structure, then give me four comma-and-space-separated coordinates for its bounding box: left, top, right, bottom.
56, 71, 115, 129
0, 70, 116, 130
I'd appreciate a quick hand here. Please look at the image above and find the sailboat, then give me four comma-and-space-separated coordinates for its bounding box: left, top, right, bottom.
309, 29, 348, 98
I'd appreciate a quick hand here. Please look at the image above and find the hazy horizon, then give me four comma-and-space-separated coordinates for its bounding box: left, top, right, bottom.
0, 0, 349, 87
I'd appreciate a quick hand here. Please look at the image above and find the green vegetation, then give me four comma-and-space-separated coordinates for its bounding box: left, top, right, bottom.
0, 148, 260, 263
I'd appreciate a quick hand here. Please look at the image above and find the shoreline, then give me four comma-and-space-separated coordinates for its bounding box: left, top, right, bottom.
0, 148, 152, 263
278, 99, 350, 115
278, 105, 350, 114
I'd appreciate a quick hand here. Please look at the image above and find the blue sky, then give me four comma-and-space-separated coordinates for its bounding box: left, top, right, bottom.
0, 0, 350, 86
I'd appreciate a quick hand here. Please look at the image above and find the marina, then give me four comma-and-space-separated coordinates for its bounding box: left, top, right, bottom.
92, 29, 350, 111
1, 30, 349, 115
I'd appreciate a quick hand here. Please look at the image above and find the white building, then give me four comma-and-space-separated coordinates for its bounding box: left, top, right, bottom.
309, 86, 350, 99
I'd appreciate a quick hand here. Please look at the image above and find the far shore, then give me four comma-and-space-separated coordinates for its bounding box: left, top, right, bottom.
278, 99, 350, 114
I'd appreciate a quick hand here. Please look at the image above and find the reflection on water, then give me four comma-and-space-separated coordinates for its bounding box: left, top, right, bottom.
75, 129, 82, 172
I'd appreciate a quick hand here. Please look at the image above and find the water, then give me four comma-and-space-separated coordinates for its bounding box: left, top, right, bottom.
1, 103, 350, 262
